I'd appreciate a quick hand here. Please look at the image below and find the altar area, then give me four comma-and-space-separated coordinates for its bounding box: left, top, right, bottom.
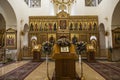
23, 10, 99, 59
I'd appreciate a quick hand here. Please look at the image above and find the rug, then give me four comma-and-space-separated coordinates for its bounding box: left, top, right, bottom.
0, 61, 44, 80
85, 62, 120, 80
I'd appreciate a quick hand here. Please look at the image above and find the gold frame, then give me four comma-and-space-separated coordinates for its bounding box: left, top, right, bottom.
58, 19, 69, 32
6, 28, 17, 49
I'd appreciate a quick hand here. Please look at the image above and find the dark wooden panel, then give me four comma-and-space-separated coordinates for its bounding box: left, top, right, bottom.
32, 51, 41, 61
55, 59, 76, 80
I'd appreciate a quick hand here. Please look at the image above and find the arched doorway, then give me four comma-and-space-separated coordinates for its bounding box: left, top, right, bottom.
0, 0, 17, 61
0, 14, 6, 61
23, 23, 29, 46
99, 23, 106, 57
111, 1, 120, 61
0, 14, 6, 47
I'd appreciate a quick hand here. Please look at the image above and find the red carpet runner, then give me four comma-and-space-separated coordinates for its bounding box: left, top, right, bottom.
85, 61, 120, 80
0, 61, 44, 80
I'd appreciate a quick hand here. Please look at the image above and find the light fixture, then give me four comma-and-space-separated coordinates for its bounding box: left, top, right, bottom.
51, 0, 76, 5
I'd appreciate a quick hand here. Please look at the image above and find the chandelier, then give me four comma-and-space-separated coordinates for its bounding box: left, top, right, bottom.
51, 0, 76, 5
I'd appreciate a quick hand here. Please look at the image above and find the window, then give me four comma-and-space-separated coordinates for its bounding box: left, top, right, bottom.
98, 0, 102, 4
24, 0, 41, 8
85, 0, 96, 6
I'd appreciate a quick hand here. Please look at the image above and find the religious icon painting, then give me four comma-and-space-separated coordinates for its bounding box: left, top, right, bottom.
59, 20, 67, 29
88, 22, 92, 30
48, 34, 56, 44
93, 22, 97, 30
69, 22, 73, 30
58, 19, 69, 32
71, 33, 79, 42
6, 28, 17, 49
48, 23, 53, 31
53, 22, 57, 31
79, 22, 83, 30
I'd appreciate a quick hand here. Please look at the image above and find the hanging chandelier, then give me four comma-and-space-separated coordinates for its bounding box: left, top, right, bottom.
51, 0, 76, 5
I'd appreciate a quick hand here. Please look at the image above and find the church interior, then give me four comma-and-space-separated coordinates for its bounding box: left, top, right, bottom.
0, 0, 120, 80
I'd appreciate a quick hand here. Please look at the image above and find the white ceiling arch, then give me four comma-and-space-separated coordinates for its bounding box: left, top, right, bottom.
0, 0, 17, 28
112, 1, 120, 27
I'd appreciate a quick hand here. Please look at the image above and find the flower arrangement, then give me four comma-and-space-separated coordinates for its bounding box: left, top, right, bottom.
57, 38, 71, 47
42, 41, 53, 55
75, 41, 87, 55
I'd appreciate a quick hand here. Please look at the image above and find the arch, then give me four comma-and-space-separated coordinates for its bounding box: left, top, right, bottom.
0, 0, 17, 26
0, 14, 6, 47
24, 23, 29, 32
99, 23, 105, 49
112, 1, 120, 27
0, 13, 6, 30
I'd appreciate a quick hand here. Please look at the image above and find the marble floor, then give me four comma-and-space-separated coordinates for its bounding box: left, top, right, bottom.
0, 60, 106, 80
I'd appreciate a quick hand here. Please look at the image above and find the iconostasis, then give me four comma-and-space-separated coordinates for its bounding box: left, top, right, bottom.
28, 11, 99, 57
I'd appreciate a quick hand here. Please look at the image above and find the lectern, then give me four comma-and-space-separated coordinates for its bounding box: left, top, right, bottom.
32, 44, 41, 61
52, 44, 78, 80
87, 44, 96, 62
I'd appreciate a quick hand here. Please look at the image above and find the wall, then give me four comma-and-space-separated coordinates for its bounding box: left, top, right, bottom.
97, 0, 119, 48
71, 0, 98, 15
29, 0, 55, 16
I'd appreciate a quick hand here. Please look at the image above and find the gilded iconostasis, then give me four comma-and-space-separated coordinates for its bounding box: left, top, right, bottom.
28, 11, 99, 57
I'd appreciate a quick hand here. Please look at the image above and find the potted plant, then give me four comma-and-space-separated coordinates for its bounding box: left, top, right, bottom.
75, 41, 87, 80
42, 41, 53, 80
